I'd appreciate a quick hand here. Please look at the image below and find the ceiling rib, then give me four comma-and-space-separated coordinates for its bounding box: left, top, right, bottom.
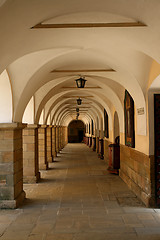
61, 87, 101, 89
62, 96, 93, 98
51, 69, 115, 73
31, 22, 147, 29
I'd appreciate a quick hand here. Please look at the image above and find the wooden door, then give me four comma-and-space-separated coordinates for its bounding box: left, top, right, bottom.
154, 94, 160, 206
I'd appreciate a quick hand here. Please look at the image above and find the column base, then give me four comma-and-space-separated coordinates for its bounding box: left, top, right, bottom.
23, 172, 41, 184
47, 156, 53, 163
0, 191, 26, 209
39, 163, 48, 170
53, 151, 57, 158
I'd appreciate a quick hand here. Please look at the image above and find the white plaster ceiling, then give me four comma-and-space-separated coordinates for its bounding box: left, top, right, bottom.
0, 0, 160, 136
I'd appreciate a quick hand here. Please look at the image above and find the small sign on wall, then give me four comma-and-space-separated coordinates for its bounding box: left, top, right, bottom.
137, 107, 144, 115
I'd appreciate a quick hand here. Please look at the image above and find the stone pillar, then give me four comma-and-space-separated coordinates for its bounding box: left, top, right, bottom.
62, 126, 65, 148
23, 124, 40, 183
98, 139, 104, 159
60, 126, 63, 149
52, 126, 56, 158
56, 126, 59, 153
96, 137, 99, 153
58, 126, 61, 151
0, 123, 26, 208
46, 125, 53, 163
38, 125, 48, 170
60, 126, 63, 150
65, 126, 68, 146
92, 137, 96, 151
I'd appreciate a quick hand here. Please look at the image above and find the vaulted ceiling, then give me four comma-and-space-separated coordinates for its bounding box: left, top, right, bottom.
0, 0, 160, 138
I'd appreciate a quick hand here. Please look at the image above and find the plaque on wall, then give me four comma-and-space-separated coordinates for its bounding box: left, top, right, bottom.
124, 90, 135, 148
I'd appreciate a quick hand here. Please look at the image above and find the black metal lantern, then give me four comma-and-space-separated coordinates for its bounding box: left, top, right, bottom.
76, 107, 79, 112
75, 77, 87, 88
77, 98, 82, 105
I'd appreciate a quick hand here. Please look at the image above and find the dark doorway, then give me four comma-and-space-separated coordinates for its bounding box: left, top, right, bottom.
154, 94, 160, 206
78, 130, 84, 142
68, 120, 85, 143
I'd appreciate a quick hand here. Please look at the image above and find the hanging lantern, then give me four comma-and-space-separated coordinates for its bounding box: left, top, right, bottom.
77, 98, 82, 105
75, 77, 87, 88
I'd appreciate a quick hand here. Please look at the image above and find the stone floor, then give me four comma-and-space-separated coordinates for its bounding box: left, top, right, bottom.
0, 143, 160, 240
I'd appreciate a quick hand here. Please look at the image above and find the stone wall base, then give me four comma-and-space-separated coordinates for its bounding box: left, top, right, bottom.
120, 144, 155, 207
0, 190, 26, 209
119, 169, 154, 207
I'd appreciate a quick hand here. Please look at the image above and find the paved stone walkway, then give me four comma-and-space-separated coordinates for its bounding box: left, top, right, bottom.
0, 143, 160, 240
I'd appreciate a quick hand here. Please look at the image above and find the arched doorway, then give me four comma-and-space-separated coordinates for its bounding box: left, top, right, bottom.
68, 120, 85, 143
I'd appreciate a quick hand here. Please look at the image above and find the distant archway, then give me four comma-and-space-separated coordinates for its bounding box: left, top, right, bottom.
68, 120, 85, 143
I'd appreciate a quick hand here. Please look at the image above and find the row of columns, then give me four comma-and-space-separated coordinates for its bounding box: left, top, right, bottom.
84, 136, 104, 159
0, 123, 68, 208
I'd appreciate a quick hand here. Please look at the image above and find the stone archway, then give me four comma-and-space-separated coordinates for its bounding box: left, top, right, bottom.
68, 120, 85, 143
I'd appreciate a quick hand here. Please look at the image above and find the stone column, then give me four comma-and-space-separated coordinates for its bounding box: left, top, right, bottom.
62, 126, 65, 149
46, 125, 53, 163
96, 137, 99, 153
58, 126, 61, 151
52, 126, 56, 159
60, 126, 63, 149
38, 125, 48, 170
23, 124, 40, 183
56, 126, 59, 153
98, 139, 104, 159
92, 137, 96, 151
0, 123, 26, 208
64, 126, 68, 146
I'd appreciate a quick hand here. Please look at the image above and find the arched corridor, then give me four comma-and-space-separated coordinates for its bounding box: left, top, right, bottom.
1, 143, 160, 240
2, 1, 160, 238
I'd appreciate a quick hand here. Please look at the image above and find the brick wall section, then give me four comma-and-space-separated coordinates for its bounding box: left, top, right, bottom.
119, 144, 155, 207
23, 124, 40, 183
0, 123, 26, 208
38, 125, 48, 170
46, 126, 53, 163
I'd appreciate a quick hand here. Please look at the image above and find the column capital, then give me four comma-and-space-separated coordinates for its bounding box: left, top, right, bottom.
47, 125, 53, 128
25, 124, 40, 129
0, 122, 27, 130
40, 124, 47, 129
